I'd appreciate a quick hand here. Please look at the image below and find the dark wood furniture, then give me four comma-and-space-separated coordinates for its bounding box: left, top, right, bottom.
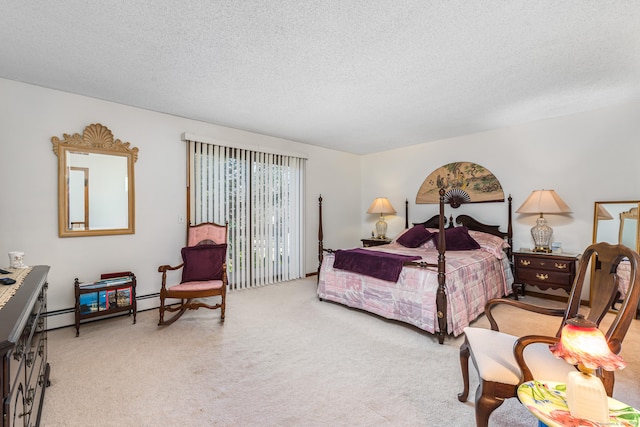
317, 191, 513, 344
361, 237, 391, 247
74, 271, 136, 336
1, 266, 50, 427
459, 243, 640, 427
512, 251, 578, 300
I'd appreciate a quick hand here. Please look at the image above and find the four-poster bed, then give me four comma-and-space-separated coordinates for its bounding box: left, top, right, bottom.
317, 189, 514, 344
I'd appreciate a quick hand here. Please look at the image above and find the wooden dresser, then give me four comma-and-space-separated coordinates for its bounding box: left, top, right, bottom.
512, 252, 578, 300
1, 266, 50, 427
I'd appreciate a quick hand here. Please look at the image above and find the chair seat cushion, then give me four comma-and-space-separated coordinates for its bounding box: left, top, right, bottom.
464, 327, 575, 385
168, 280, 225, 294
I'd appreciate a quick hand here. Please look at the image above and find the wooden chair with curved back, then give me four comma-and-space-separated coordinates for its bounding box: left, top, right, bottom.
158, 222, 228, 326
458, 242, 640, 427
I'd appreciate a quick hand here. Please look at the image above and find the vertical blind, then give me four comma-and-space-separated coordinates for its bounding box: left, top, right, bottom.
188, 141, 305, 290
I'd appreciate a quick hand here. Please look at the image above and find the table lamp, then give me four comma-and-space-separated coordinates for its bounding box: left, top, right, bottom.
516, 190, 572, 252
367, 197, 396, 239
550, 314, 626, 423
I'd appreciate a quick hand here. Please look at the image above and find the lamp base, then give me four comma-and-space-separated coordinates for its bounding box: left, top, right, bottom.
565, 371, 609, 423
531, 215, 553, 253
375, 215, 388, 239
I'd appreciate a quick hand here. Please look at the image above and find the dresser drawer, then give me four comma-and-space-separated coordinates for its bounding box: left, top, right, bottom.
517, 269, 573, 286
515, 256, 574, 273
512, 252, 579, 297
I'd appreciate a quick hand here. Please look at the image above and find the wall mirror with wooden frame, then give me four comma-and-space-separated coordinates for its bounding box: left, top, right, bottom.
52, 123, 138, 237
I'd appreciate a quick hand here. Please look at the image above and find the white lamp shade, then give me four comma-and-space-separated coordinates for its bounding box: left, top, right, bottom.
516, 190, 572, 214
367, 197, 396, 215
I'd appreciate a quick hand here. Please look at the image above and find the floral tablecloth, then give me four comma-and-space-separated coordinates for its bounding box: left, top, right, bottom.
518, 381, 640, 427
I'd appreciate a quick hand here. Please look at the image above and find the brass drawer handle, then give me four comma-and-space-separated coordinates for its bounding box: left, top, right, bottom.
536, 273, 549, 280
555, 263, 567, 269
520, 259, 531, 266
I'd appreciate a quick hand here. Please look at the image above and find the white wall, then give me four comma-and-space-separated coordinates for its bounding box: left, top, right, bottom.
0, 78, 361, 328
362, 100, 640, 299
4, 77, 638, 327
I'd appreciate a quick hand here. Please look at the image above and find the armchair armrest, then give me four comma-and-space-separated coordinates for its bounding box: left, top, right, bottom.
513, 334, 560, 384
158, 263, 184, 273
485, 297, 566, 331
158, 263, 185, 290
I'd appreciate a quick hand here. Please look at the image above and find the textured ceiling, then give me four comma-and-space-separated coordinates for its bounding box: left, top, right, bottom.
1, 1, 639, 154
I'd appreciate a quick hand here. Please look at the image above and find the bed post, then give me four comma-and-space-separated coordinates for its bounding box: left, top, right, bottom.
317, 195, 324, 282
405, 199, 409, 229
436, 187, 447, 344
507, 194, 513, 260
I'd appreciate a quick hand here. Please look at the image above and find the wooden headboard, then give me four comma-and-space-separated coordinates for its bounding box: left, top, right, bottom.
411, 195, 513, 258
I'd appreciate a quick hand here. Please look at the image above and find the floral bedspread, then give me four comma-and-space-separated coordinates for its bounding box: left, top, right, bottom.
317, 242, 513, 337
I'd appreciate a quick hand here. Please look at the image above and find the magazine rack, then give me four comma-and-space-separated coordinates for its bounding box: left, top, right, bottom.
74, 271, 137, 336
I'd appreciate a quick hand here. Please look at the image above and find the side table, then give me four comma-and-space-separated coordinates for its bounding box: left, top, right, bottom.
512, 251, 579, 300
517, 380, 640, 427
361, 237, 391, 247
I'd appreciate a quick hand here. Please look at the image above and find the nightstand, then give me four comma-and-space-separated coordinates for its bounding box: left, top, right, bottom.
512, 251, 579, 300
361, 237, 391, 247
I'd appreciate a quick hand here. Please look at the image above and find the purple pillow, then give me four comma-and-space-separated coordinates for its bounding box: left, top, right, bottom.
397, 225, 434, 248
433, 226, 480, 251
181, 244, 227, 283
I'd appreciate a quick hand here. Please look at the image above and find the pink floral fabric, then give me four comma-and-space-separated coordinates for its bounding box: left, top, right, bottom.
167, 279, 224, 295
318, 241, 513, 337
616, 259, 631, 298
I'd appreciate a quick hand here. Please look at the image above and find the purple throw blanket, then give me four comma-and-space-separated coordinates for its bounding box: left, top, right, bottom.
333, 248, 421, 282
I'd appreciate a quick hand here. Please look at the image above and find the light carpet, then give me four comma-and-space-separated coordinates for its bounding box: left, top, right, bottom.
41, 277, 640, 426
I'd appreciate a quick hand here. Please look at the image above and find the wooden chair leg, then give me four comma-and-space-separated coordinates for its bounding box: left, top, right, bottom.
220, 294, 226, 322
158, 294, 166, 325
458, 337, 471, 402
158, 306, 188, 326
601, 370, 614, 396
474, 381, 505, 427
158, 299, 190, 326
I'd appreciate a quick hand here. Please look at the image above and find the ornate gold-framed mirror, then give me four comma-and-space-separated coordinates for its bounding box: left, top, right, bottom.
51, 123, 138, 237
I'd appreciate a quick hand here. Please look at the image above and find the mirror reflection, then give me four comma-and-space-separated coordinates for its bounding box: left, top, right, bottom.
52, 123, 138, 237
619, 207, 638, 250
592, 201, 640, 312
592, 201, 640, 252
